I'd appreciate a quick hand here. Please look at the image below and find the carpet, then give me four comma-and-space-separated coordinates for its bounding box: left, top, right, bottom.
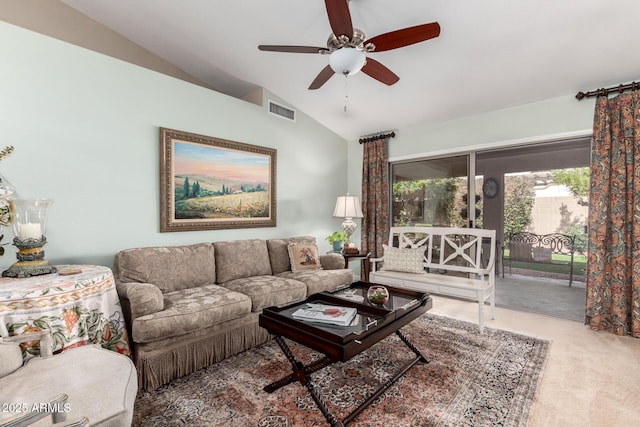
132, 314, 549, 426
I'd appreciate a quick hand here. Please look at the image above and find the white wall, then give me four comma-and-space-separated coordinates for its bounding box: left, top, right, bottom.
530, 188, 588, 235
0, 22, 349, 269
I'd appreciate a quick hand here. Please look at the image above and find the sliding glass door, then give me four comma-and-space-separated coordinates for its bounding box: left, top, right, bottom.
390, 154, 480, 228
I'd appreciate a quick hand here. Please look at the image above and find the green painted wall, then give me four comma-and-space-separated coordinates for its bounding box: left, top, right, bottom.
0, 22, 348, 269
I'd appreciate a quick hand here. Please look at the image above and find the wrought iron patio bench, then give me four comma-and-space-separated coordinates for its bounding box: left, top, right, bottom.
503, 232, 576, 286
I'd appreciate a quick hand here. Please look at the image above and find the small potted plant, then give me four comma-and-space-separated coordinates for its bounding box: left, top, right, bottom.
325, 231, 349, 253
367, 285, 389, 305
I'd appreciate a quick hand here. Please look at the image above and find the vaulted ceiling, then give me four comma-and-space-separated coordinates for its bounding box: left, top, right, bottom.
61, 0, 640, 140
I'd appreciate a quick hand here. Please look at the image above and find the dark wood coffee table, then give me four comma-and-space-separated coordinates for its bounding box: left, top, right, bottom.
259, 281, 432, 426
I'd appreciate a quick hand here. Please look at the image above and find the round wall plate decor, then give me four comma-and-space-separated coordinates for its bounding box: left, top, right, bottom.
482, 177, 500, 199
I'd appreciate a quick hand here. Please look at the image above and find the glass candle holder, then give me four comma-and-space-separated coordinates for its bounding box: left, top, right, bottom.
12, 198, 52, 239
2, 198, 57, 278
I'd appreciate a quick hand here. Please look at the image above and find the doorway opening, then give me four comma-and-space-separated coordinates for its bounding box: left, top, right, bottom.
477, 138, 590, 321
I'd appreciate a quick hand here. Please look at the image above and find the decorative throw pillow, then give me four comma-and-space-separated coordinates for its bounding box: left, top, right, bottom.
267, 236, 316, 274
381, 245, 425, 274
288, 243, 322, 272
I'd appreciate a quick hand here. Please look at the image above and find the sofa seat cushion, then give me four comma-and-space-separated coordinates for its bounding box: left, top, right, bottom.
222, 275, 307, 312
277, 269, 354, 296
132, 284, 251, 343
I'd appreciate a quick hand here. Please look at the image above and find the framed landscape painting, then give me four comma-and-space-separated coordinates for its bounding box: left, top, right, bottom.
160, 128, 277, 232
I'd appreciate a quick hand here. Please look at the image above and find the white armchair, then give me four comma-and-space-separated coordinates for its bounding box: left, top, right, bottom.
0, 393, 89, 427
0, 331, 136, 427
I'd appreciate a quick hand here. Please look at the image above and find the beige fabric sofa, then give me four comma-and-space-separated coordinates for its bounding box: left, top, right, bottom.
113, 236, 353, 391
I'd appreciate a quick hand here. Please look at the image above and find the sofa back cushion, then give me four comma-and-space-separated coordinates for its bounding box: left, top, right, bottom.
214, 239, 272, 283
114, 243, 216, 293
266, 236, 316, 274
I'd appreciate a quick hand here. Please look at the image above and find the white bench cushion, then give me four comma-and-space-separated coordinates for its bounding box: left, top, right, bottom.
371, 269, 490, 290
370, 270, 492, 300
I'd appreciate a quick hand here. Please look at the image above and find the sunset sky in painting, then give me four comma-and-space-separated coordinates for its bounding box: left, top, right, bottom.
173, 141, 270, 183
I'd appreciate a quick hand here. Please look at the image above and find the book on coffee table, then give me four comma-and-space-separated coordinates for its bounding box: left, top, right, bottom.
292, 303, 358, 327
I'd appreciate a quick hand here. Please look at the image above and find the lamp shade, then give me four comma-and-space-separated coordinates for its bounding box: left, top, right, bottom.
329, 48, 366, 76
333, 195, 364, 218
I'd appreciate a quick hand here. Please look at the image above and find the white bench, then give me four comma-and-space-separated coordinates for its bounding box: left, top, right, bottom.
369, 227, 496, 332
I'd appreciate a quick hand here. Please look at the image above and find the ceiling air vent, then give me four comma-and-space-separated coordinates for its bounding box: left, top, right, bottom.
268, 100, 296, 122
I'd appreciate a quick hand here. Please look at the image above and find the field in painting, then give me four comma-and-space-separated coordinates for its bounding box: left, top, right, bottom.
174, 175, 269, 219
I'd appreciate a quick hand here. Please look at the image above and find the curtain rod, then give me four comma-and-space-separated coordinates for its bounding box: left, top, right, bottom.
359, 131, 396, 144
576, 81, 640, 100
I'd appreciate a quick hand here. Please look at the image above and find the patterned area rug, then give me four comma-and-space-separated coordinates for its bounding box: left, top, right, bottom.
132, 314, 549, 426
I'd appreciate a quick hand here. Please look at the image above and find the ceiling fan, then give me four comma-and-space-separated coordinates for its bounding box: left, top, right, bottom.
258, 0, 440, 90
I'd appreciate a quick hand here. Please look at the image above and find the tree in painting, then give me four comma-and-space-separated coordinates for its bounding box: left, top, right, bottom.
173, 142, 271, 220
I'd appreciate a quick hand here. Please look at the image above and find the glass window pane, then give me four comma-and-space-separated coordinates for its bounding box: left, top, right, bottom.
391, 155, 476, 227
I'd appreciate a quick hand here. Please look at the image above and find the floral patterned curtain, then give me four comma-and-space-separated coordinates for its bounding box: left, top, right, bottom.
586, 91, 640, 337
361, 138, 390, 278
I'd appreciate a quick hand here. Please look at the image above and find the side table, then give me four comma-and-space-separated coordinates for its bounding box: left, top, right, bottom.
342, 251, 371, 282
0, 264, 131, 359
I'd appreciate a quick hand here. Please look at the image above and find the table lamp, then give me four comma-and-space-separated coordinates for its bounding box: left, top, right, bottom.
333, 194, 364, 245
2, 198, 57, 278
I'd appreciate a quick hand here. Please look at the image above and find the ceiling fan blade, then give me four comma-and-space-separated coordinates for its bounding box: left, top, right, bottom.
361, 58, 400, 86
258, 45, 329, 54
325, 0, 353, 40
308, 65, 335, 90
365, 22, 440, 52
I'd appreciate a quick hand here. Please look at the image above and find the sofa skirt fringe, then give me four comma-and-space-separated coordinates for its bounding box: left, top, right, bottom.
136, 319, 271, 391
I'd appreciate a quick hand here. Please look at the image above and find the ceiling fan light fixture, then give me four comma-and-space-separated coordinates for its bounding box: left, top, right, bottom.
257, 2, 440, 90
329, 48, 366, 76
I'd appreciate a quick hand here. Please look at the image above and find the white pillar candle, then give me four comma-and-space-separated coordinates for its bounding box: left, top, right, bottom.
18, 223, 42, 240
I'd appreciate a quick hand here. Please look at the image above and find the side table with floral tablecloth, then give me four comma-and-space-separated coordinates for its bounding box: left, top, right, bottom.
0, 264, 130, 359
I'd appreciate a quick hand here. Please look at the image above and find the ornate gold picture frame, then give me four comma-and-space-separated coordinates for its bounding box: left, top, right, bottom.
160, 128, 277, 232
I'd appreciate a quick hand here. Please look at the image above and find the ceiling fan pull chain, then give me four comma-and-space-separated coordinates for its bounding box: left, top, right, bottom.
344, 75, 349, 113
